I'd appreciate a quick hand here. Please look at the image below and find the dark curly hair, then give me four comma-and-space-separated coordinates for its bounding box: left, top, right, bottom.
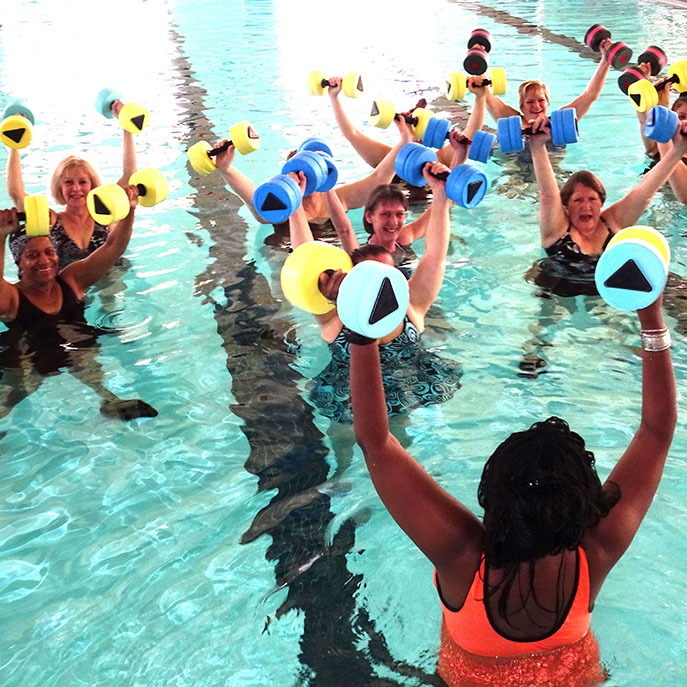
478, 417, 620, 625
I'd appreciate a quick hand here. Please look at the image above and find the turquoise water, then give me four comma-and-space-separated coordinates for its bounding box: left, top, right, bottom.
1, 0, 687, 684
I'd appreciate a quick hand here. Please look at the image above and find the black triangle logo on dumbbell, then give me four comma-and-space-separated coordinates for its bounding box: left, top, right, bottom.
93, 194, 110, 216
467, 180, 484, 204
604, 259, 652, 292
248, 127, 259, 139
356, 76, 364, 93
370, 102, 380, 117
630, 93, 642, 107
261, 193, 288, 212
368, 277, 399, 325
3, 127, 26, 144
131, 115, 146, 131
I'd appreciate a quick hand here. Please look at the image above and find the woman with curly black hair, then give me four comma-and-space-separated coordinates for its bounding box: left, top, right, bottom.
349, 294, 675, 685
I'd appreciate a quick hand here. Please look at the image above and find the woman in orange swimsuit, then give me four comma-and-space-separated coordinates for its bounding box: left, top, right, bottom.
348, 294, 675, 685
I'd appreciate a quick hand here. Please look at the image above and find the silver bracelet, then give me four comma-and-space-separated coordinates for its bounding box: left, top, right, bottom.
640, 327, 671, 352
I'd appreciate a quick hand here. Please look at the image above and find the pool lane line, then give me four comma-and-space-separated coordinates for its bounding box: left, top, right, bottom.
169, 20, 442, 686
450, 0, 605, 62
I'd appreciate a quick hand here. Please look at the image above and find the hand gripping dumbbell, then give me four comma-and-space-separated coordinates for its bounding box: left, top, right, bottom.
15, 196, 50, 236
422, 120, 496, 164
281, 240, 410, 339
617, 45, 669, 95
86, 168, 168, 224
626, 60, 687, 112
0, 103, 35, 150
308, 71, 364, 98
641, 105, 687, 144
463, 28, 493, 76
369, 99, 431, 139
583, 24, 632, 70
595, 226, 669, 310
394, 142, 488, 209
445, 68, 507, 101
497, 108, 579, 153
253, 145, 338, 224
188, 122, 260, 176
95, 88, 150, 134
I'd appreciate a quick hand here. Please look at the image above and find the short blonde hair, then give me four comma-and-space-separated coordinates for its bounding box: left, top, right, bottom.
518, 80, 551, 111
50, 156, 101, 204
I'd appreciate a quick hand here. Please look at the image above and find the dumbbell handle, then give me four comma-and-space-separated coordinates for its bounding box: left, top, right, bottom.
522, 119, 551, 136
394, 113, 419, 126
207, 141, 231, 158
653, 74, 680, 92
134, 183, 148, 197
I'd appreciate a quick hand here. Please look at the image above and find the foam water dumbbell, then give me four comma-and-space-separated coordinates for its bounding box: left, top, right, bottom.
463, 28, 492, 75
627, 60, 687, 112
308, 71, 364, 98
17, 195, 50, 236
297, 138, 338, 191
281, 241, 410, 339
394, 142, 488, 209
87, 168, 168, 224
188, 122, 260, 176
617, 45, 668, 95
497, 108, 579, 153
641, 105, 687, 143
422, 121, 495, 164
583, 24, 632, 70
369, 99, 431, 139
0, 103, 35, 149
595, 226, 669, 310
445, 68, 507, 101
95, 88, 149, 134
253, 146, 338, 223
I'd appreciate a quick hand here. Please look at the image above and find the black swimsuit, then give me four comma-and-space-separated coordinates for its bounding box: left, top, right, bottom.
544, 217, 614, 264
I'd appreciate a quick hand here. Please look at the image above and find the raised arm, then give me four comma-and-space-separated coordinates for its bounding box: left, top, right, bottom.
584, 296, 676, 571
61, 186, 138, 297
111, 100, 137, 186
604, 120, 687, 227
0, 210, 20, 320
530, 123, 568, 247
406, 163, 451, 325
334, 118, 414, 211
327, 76, 391, 168
213, 142, 269, 224
563, 38, 612, 120
656, 138, 687, 203
323, 188, 360, 253
350, 341, 483, 570
485, 90, 520, 123
6, 149, 27, 210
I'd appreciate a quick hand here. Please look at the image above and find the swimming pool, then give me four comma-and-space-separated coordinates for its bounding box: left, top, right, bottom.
1, 0, 686, 684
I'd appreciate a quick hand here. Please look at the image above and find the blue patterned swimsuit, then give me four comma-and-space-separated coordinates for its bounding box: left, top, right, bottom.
51, 218, 110, 269
309, 317, 462, 423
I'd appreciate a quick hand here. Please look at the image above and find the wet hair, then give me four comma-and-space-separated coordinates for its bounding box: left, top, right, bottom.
518, 80, 551, 110
350, 243, 393, 265
362, 184, 408, 235
672, 94, 687, 112
50, 156, 101, 204
559, 171, 606, 206
479, 416, 620, 568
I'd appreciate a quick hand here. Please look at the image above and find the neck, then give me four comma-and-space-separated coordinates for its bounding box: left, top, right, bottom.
369, 234, 395, 251
62, 205, 92, 223
20, 277, 58, 297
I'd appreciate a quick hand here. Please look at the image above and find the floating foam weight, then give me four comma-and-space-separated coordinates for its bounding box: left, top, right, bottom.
422, 117, 451, 149
342, 72, 364, 98
280, 241, 353, 315
297, 138, 333, 156
628, 78, 659, 112
95, 88, 122, 119
617, 67, 646, 96
606, 41, 633, 70
188, 141, 218, 176
337, 260, 410, 339
468, 130, 496, 164
637, 45, 667, 77
282, 151, 329, 196
315, 151, 338, 192
445, 164, 487, 208
497, 115, 524, 153
595, 226, 670, 310
463, 47, 488, 76
20, 195, 50, 236
549, 108, 578, 146
253, 174, 303, 223
118, 102, 150, 134
584, 24, 611, 53
643, 105, 678, 144
370, 99, 397, 129
129, 168, 168, 208
3, 102, 35, 126
467, 28, 492, 53
0, 114, 32, 149
87, 184, 131, 224
395, 142, 437, 188
446, 72, 467, 101
188, 122, 260, 175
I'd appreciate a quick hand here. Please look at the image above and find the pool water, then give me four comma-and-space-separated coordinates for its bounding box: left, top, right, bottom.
1, 0, 687, 685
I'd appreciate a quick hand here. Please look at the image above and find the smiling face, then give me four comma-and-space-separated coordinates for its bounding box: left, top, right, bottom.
59, 165, 93, 208
19, 236, 59, 285
364, 200, 407, 244
521, 86, 549, 120
564, 182, 603, 234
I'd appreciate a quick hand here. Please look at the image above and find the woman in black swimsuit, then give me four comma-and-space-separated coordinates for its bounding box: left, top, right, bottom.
6, 99, 137, 269
0, 190, 157, 421
530, 115, 687, 262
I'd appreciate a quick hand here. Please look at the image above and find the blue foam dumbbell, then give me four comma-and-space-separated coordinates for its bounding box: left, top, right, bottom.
643, 105, 680, 144
497, 108, 578, 153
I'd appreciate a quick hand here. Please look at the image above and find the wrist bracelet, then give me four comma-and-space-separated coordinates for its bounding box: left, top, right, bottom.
342, 326, 376, 346
640, 326, 671, 352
